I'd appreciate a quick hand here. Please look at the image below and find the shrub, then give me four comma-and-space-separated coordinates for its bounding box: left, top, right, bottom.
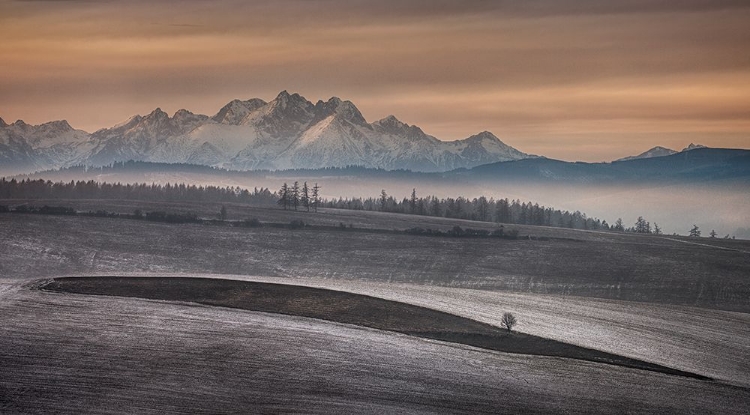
13, 205, 33, 213
244, 218, 262, 227
290, 219, 306, 229
447, 225, 464, 237
491, 228, 504, 237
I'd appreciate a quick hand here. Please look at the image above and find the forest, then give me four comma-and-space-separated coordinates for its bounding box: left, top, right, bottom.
0, 178, 677, 235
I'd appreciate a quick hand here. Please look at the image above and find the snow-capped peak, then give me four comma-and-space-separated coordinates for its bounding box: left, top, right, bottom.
111, 114, 143, 130
615, 146, 680, 162
465, 131, 501, 143
683, 143, 707, 151
212, 98, 266, 124
313, 96, 367, 125
144, 107, 169, 121
372, 115, 421, 137
173, 109, 193, 118
271, 90, 310, 110
40, 120, 74, 132
380, 115, 402, 124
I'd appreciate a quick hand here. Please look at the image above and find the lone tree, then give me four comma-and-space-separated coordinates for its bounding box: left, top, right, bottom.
501, 312, 517, 332
219, 205, 228, 221
689, 224, 701, 237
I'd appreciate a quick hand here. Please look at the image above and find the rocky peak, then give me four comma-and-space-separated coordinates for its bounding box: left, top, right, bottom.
464, 131, 500, 143
213, 98, 266, 124
0, 117, 6, 127
173, 109, 193, 118
40, 120, 74, 132
145, 108, 169, 121
266, 91, 314, 118
374, 115, 407, 130
310, 96, 368, 127
683, 143, 707, 151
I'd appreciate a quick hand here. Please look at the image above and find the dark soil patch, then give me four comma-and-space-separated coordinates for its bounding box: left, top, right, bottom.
40, 276, 711, 380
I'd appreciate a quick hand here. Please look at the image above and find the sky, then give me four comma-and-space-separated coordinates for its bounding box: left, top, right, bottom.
1, 0, 749, 161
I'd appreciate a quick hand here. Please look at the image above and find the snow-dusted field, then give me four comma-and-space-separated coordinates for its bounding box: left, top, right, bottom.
1, 212, 748, 311
1, 210, 749, 412
1, 279, 748, 414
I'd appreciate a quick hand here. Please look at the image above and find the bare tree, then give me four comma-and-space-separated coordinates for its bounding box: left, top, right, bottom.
501, 312, 517, 332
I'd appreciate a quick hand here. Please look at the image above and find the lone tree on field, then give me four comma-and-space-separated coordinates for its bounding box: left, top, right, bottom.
501, 312, 517, 332
219, 205, 228, 221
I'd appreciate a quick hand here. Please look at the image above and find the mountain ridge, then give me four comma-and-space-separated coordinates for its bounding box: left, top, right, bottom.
0, 91, 533, 174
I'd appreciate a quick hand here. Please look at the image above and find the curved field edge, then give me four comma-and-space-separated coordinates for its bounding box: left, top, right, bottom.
40, 276, 710, 380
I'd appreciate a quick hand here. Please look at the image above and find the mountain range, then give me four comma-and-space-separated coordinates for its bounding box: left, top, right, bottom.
0, 91, 532, 175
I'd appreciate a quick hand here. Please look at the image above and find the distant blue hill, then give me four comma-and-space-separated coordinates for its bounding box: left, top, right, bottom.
9, 148, 750, 186
460, 148, 750, 184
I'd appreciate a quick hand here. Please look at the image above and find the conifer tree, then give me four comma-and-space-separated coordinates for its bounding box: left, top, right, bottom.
312, 183, 320, 212
278, 183, 289, 210
291, 181, 300, 211
301, 182, 310, 212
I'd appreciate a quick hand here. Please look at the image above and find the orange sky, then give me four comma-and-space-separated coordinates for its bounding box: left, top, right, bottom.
1, 0, 749, 161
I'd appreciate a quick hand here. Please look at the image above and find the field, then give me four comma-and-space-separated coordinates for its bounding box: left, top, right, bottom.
1, 203, 749, 413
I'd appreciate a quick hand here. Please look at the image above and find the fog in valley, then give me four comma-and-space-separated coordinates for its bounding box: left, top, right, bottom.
14, 167, 749, 238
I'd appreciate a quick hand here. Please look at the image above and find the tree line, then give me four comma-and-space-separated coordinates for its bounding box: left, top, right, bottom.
0, 178, 277, 205
319, 188, 609, 231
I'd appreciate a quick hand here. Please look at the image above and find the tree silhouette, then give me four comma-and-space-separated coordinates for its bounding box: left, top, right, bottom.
311, 183, 320, 212
614, 218, 625, 231
689, 225, 701, 237
501, 312, 517, 332
291, 181, 300, 211
278, 183, 289, 210
301, 182, 310, 212
409, 188, 417, 214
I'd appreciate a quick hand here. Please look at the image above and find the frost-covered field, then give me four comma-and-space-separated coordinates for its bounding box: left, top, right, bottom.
1, 209, 749, 413
1, 279, 748, 414
1, 212, 748, 310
